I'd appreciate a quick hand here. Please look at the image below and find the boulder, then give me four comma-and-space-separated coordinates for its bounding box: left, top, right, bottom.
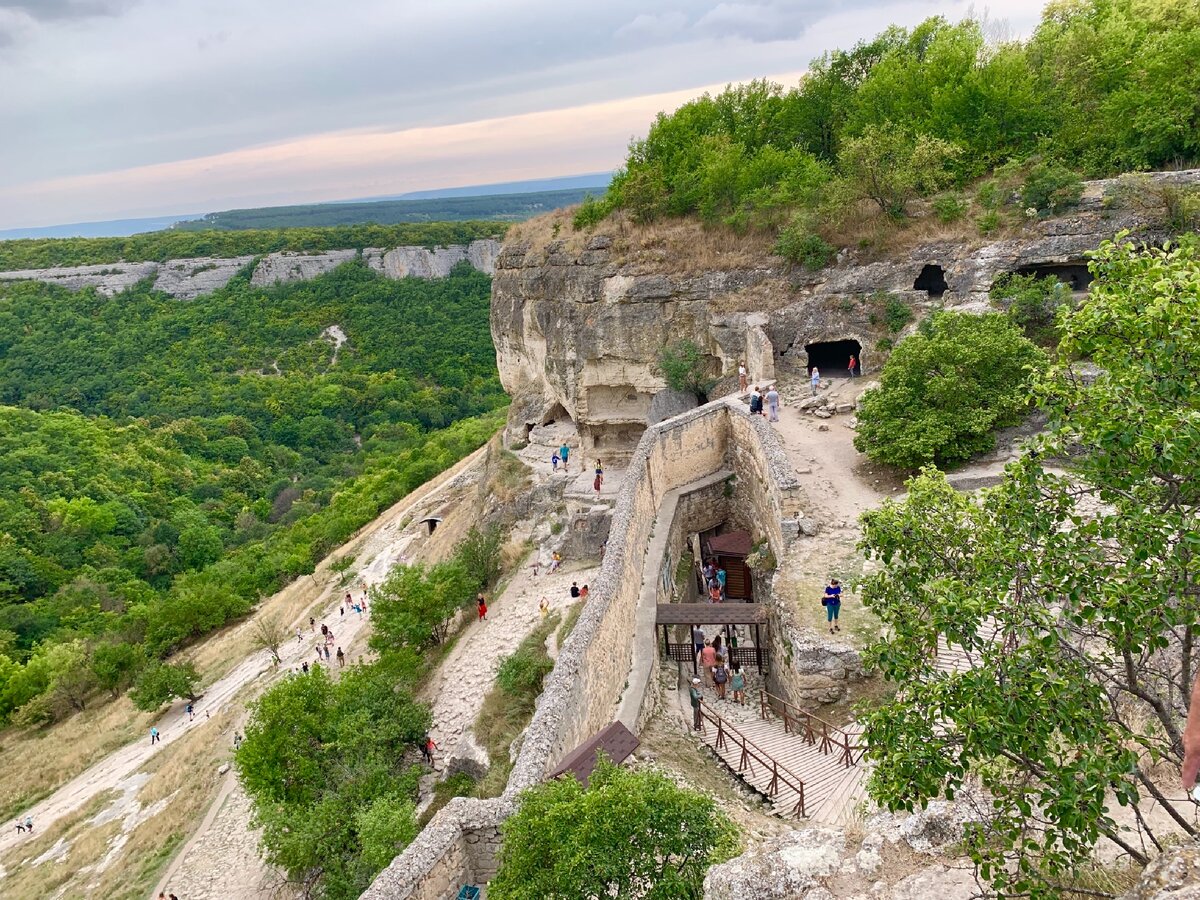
1123, 841, 1200, 899
836, 403, 854, 414
443, 731, 490, 781
815, 409, 833, 419
704, 828, 845, 899
647, 388, 699, 425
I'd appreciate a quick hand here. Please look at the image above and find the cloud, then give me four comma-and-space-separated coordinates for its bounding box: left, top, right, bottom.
693, 2, 808, 42
0, 0, 136, 20
615, 11, 688, 41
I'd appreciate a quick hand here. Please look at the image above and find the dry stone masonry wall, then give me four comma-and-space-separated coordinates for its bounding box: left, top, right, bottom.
363, 397, 803, 899
0, 239, 501, 299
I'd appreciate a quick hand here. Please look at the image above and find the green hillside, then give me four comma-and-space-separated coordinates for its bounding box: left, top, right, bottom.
0, 260, 504, 724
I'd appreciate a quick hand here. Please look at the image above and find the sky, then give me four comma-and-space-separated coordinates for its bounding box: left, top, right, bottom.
0, 0, 1050, 229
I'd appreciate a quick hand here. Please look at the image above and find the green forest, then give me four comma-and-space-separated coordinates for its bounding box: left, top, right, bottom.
0, 221, 505, 271
577, 0, 1200, 253
0, 260, 506, 724
173, 188, 599, 231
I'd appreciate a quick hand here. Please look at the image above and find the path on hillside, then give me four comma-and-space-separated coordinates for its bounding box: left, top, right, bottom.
423, 561, 599, 770
0, 445, 490, 897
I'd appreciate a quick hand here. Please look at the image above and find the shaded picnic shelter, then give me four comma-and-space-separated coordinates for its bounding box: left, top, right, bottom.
656, 602, 770, 674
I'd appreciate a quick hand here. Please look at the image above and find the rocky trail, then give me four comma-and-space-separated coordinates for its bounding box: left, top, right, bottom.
0, 445, 490, 899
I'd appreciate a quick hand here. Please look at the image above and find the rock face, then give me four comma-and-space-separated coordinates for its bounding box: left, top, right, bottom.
704, 828, 846, 899
492, 171, 1198, 464
1123, 841, 1200, 899
0, 238, 501, 299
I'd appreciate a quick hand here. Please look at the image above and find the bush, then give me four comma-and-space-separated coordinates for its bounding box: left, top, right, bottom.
1021, 161, 1084, 216
884, 297, 914, 333
490, 760, 739, 900
454, 523, 505, 591
774, 222, 835, 269
991, 272, 1074, 346
854, 311, 1045, 468
837, 124, 961, 219
1107, 174, 1200, 234
977, 210, 1001, 235
496, 644, 554, 696
572, 194, 612, 230
655, 340, 718, 402
932, 193, 969, 223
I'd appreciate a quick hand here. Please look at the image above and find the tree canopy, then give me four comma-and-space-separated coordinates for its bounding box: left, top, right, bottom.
859, 239, 1200, 897
490, 760, 739, 900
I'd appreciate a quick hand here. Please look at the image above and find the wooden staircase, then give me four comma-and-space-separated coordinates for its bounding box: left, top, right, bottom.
690, 687, 867, 824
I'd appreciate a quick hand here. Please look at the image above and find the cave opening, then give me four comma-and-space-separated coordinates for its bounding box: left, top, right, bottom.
805, 339, 862, 377
1014, 262, 1093, 292
914, 264, 948, 297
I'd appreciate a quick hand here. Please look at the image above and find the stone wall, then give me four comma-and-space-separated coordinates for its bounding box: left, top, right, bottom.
0, 239, 501, 299
363, 397, 803, 898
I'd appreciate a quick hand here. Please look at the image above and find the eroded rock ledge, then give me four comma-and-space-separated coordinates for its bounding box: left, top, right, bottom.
0, 238, 500, 300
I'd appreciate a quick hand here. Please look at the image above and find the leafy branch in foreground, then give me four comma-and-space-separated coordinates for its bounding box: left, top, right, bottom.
859, 239, 1200, 897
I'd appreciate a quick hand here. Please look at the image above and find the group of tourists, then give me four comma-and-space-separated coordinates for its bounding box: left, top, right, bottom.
747, 381, 781, 422
548, 444, 605, 497
13, 815, 33, 835
688, 627, 747, 729
701, 559, 727, 603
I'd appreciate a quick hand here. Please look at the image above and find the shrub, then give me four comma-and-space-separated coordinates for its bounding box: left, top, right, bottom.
932, 193, 969, 223
976, 180, 1004, 210
1107, 174, 1200, 234
496, 644, 554, 696
991, 272, 1074, 346
572, 194, 612, 230
875, 337, 894, 353
655, 340, 718, 403
854, 311, 1045, 468
775, 222, 835, 269
490, 760, 739, 900
454, 523, 505, 591
884, 297, 914, 333
977, 210, 1001, 235
1021, 161, 1084, 216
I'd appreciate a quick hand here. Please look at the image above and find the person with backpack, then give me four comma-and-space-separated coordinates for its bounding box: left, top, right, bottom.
712, 657, 729, 700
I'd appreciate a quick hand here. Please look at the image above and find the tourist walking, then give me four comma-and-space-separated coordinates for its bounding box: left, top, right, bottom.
302, 661, 309, 674
323, 644, 331, 661
731, 662, 746, 704
336, 646, 345, 667
692, 624, 705, 656
823, 578, 842, 633
716, 566, 727, 600
477, 593, 488, 621
551, 452, 559, 473
690, 678, 703, 730
766, 385, 780, 422
738, 362, 748, 392
848, 353, 858, 377
810, 367, 821, 396
309, 616, 316, 633
15, 819, 25, 835
150, 726, 160, 745
296, 627, 302, 644
559, 442, 570, 473
421, 735, 437, 764
25, 815, 33, 834
698, 640, 717, 685
712, 657, 729, 700
749, 386, 763, 416
186, 703, 194, 721
593, 460, 604, 497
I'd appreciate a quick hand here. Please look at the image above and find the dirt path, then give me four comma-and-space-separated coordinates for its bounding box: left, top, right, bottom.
0, 445, 490, 897
423, 561, 598, 768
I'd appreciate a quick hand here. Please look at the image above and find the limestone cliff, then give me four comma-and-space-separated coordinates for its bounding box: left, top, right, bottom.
491, 170, 1198, 464
0, 238, 500, 299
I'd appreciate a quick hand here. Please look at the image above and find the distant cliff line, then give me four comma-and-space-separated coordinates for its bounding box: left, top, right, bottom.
0, 240, 500, 300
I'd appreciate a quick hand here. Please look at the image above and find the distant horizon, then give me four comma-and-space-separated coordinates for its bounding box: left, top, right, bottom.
0, 172, 614, 240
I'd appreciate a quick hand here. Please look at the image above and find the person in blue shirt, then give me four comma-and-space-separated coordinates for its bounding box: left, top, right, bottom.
716, 566, 727, 600
823, 578, 842, 633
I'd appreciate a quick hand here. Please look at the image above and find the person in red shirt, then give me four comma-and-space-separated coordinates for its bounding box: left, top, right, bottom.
476, 593, 488, 621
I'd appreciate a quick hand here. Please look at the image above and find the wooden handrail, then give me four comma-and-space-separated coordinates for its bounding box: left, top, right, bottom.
697, 700, 807, 817
758, 689, 864, 768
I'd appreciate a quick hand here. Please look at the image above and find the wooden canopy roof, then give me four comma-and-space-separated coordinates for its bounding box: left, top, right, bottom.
549, 721, 639, 786
655, 603, 769, 625
706, 530, 753, 556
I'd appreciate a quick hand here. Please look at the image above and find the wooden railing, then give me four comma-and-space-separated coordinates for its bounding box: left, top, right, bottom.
697, 700, 807, 817
759, 690, 864, 768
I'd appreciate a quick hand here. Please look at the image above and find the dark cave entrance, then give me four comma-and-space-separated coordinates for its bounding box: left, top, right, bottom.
806, 339, 862, 378
914, 264, 948, 298
1014, 262, 1093, 292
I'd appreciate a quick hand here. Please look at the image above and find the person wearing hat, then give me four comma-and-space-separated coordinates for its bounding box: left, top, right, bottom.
689, 677, 703, 730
